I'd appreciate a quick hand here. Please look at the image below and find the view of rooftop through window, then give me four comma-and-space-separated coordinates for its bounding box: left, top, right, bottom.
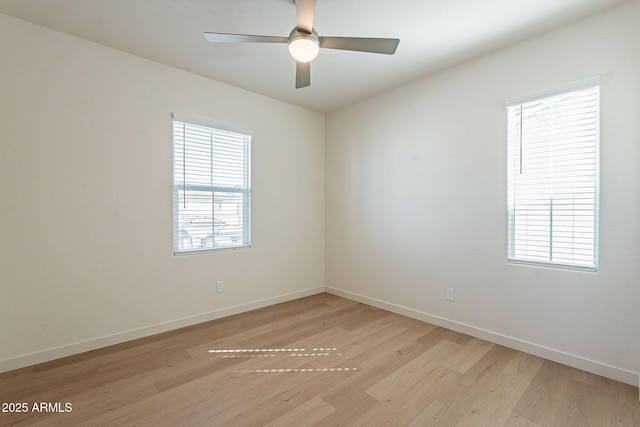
173, 118, 251, 253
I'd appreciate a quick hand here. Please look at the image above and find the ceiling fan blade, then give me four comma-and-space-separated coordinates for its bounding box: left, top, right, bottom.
295, 0, 316, 33
204, 32, 288, 44
296, 61, 311, 89
319, 37, 399, 55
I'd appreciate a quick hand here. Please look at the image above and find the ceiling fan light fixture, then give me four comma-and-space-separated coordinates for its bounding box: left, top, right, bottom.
204, 1, 400, 88
288, 30, 319, 62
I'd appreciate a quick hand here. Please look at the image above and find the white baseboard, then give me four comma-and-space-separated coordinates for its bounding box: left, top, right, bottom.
326, 286, 639, 387
0, 286, 324, 373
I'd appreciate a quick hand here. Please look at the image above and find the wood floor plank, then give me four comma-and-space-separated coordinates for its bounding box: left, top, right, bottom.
316, 339, 429, 426
380, 345, 516, 426
355, 365, 456, 426
365, 339, 462, 401
407, 399, 447, 427
453, 357, 543, 426
552, 379, 606, 427
1, 293, 638, 427
510, 360, 581, 425
263, 396, 335, 427
440, 337, 495, 374
217, 372, 347, 427
503, 415, 545, 427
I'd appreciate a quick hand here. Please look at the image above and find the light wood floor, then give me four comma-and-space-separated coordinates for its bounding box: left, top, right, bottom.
1, 293, 638, 426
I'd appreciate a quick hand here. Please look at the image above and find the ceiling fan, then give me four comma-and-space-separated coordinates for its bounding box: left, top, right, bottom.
203, 0, 400, 89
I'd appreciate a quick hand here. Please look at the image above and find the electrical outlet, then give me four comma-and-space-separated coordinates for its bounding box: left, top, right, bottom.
216, 280, 224, 293
446, 288, 454, 301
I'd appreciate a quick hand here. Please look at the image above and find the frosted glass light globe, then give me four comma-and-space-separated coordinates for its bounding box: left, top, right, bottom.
288, 35, 319, 62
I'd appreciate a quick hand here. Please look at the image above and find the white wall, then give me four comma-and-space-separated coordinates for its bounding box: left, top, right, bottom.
0, 13, 325, 370
326, 1, 640, 385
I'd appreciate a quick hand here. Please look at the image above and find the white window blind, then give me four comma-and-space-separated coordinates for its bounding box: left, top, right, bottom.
507, 83, 599, 271
173, 117, 251, 253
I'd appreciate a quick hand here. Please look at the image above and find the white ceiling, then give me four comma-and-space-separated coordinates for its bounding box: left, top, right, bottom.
0, 0, 626, 113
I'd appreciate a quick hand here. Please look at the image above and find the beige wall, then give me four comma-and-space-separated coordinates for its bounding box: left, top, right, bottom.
325, 1, 640, 385
0, 13, 325, 370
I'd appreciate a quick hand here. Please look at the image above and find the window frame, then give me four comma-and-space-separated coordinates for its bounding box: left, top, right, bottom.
506, 77, 600, 272
172, 115, 252, 255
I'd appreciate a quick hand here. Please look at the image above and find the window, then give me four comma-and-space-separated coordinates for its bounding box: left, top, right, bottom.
507, 79, 599, 271
173, 116, 251, 253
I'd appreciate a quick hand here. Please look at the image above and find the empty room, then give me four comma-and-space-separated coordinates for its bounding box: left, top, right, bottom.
1, 0, 639, 425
